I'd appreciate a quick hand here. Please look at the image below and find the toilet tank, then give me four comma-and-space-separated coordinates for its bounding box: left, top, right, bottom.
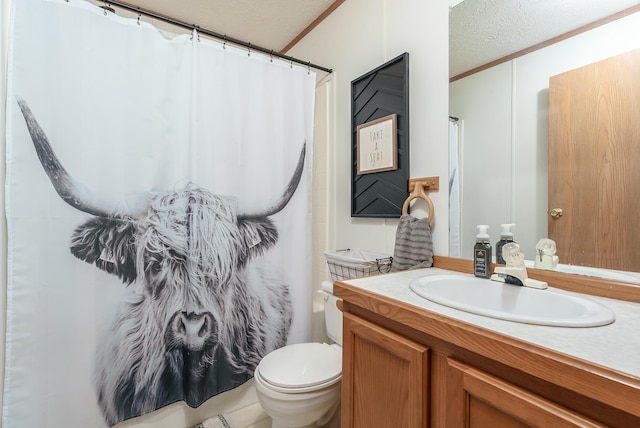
321, 281, 343, 345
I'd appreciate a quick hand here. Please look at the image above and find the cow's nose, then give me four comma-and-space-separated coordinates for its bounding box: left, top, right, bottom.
168, 311, 216, 351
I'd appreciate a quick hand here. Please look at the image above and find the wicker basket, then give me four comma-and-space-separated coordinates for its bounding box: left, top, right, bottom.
324, 248, 393, 281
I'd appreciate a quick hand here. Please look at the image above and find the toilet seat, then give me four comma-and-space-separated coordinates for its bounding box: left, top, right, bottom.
256, 343, 342, 393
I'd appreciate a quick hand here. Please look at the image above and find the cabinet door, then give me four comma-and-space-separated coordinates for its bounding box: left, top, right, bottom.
342, 312, 429, 428
445, 359, 605, 428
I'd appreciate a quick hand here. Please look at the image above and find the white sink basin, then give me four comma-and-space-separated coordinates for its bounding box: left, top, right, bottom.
409, 274, 615, 327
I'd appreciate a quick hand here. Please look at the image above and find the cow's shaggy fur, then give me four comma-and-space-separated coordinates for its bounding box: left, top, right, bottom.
71, 185, 292, 425
72, 187, 293, 426
17, 98, 300, 427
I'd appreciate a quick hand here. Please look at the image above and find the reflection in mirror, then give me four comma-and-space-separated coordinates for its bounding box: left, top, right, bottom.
449, 1, 640, 283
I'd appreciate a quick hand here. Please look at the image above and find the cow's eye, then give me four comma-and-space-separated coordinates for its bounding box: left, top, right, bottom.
144, 258, 167, 297
145, 258, 163, 277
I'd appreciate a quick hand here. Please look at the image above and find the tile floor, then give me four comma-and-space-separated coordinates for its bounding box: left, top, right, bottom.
222, 402, 271, 428
203, 400, 341, 428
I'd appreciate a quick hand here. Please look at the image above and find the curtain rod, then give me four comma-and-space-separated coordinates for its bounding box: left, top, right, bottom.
96, 0, 334, 74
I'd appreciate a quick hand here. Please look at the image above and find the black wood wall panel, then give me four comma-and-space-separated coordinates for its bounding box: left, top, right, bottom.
351, 53, 409, 217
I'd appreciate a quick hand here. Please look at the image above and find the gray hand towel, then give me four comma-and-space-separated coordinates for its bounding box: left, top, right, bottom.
391, 214, 433, 271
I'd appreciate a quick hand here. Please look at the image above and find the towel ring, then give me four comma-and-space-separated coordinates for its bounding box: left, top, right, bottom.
402, 182, 435, 224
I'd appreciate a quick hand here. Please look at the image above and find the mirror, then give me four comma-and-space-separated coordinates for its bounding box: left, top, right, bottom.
449, 0, 640, 283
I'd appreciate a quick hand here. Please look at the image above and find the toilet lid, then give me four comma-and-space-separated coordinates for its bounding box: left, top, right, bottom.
257, 343, 341, 389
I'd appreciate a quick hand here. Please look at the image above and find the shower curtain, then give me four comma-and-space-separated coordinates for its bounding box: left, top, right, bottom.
3, 0, 315, 426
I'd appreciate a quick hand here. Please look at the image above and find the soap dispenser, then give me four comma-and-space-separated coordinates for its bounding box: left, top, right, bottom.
474, 225, 492, 278
495, 224, 515, 265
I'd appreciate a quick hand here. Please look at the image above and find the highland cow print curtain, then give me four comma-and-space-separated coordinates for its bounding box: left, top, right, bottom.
3, 0, 315, 426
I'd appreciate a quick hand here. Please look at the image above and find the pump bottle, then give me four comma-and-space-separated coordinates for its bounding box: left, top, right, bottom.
474, 225, 492, 278
495, 224, 515, 265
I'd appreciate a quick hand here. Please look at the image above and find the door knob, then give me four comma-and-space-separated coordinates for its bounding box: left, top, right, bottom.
550, 208, 563, 218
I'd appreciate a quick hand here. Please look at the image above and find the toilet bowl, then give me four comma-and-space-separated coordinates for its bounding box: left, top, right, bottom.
254, 281, 342, 428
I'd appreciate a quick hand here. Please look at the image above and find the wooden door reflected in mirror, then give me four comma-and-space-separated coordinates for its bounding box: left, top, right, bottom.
549, 48, 640, 271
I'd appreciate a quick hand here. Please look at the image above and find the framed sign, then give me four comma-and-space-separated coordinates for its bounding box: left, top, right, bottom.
356, 114, 397, 174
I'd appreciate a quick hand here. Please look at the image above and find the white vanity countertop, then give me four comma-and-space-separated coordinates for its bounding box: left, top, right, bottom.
342, 267, 640, 379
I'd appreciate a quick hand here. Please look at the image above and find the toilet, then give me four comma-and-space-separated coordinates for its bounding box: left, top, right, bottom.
254, 281, 342, 428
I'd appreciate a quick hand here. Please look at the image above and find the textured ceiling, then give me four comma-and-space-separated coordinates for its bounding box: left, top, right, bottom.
450, 0, 640, 78
91, 0, 337, 52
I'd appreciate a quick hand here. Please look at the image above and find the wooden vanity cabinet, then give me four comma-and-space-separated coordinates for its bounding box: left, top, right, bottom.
341, 312, 429, 428
445, 359, 604, 427
337, 284, 637, 428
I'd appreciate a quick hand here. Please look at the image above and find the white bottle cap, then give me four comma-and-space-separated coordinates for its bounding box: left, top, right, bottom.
477, 225, 490, 239
500, 223, 515, 238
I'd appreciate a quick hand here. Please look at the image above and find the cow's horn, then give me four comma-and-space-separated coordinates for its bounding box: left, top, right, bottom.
16, 97, 124, 218
240, 142, 306, 219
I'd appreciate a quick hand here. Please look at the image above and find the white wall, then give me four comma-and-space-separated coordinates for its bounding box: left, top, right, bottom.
311, 76, 334, 342
450, 62, 513, 259
450, 11, 640, 261
288, 0, 451, 258
0, 0, 10, 417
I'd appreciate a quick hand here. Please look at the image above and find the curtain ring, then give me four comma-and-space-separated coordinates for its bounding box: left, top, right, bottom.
270, 50, 274, 63
102, 1, 113, 15
137, 10, 141, 26
191, 26, 200, 42
247, 43, 251, 57
307, 61, 311, 75
223, 35, 227, 49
